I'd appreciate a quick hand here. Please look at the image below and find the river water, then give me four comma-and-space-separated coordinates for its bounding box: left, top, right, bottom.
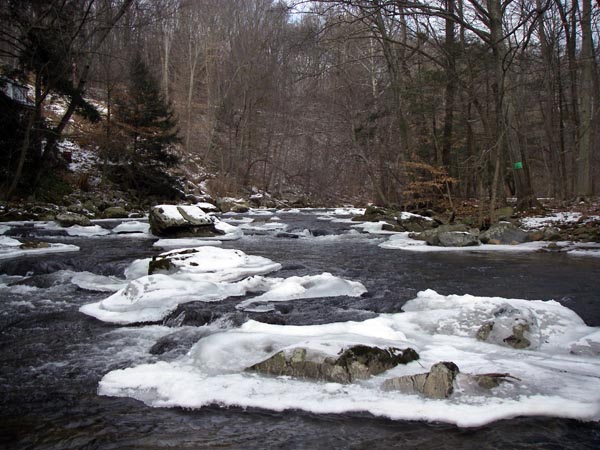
1, 211, 599, 449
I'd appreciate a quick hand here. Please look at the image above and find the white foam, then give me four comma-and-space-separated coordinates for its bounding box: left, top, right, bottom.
98, 290, 600, 427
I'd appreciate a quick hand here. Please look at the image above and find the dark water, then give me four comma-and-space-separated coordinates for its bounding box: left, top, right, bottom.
1, 212, 599, 449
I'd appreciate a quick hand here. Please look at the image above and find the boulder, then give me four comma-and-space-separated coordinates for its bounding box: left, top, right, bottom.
217, 198, 250, 213
479, 222, 529, 245
428, 231, 480, 247
102, 206, 128, 219
383, 361, 460, 399
246, 345, 419, 383
411, 223, 469, 241
475, 304, 538, 349
55, 212, 91, 227
149, 204, 218, 238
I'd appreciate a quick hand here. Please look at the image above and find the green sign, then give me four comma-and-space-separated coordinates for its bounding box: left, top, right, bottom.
514, 161, 523, 170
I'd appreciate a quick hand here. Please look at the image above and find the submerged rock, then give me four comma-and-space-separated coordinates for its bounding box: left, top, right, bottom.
247, 345, 419, 383
383, 361, 459, 399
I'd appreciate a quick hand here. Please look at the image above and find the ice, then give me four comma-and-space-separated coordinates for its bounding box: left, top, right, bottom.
0, 225, 9, 235
65, 224, 111, 237
0, 237, 79, 260
236, 273, 367, 311
71, 271, 127, 292
154, 239, 223, 249
239, 221, 288, 232
98, 289, 600, 427
112, 221, 150, 234
352, 221, 397, 234
80, 247, 282, 324
380, 233, 549, 252
0, 236, 21, 247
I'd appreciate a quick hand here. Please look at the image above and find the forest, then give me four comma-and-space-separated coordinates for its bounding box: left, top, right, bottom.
1, 0, 599, 219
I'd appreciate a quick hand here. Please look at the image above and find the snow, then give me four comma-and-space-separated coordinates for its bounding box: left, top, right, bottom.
194, 202, 218, 211
80, 247, 282, 324
521, 212, 600, 229
236, 273, 367, 311
65, 225, 111, 237
0, 225, 9, 235
112, 221, 151, 234
352, 221, 398, 234
154, 239, 223, 249
98, 289, 600, 427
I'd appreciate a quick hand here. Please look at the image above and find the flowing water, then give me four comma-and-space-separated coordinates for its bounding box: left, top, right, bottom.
1, 211, 599, 449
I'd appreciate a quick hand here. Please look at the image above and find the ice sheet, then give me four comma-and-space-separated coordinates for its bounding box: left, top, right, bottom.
98, 290, 600, 427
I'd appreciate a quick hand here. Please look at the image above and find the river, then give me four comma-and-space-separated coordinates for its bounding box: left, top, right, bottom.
1, 210, 599, 449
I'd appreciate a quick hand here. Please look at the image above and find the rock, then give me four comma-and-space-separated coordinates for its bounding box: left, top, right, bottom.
55, 212, 91, 227
246, 345, 419, 383
479, 222, 528, 245
19, 241, 50, 249
149, 204, 218, 238
475, 304, 537, 349
102, 206, 128, 219
383, 361, 460, 399
217, 198, 251, 213
428, 231, 480, 247
469, 373, 514, 390
412, 223, 468, 241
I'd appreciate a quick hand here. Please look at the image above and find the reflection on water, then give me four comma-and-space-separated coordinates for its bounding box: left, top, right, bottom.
1, 212, 599, 449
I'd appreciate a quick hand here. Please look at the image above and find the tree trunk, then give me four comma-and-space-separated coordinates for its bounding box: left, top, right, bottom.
576, 0, 594, 199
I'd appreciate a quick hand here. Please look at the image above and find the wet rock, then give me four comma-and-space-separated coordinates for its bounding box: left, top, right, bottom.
102, 206, 128, 219
247, 345, 419, 383
149, 204, 218, 238
383, 361, 460, 399
55, 212, 91, 227
479, 222, 529, 245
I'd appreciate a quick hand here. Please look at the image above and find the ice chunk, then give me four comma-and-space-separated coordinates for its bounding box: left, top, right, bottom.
65, 225, 110, 237
80, 247, 281, 324
98, 290, 600, 427
236, 273, 366, 311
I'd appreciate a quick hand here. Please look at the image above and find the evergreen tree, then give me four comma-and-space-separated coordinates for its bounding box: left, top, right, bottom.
112, 53, 181, 196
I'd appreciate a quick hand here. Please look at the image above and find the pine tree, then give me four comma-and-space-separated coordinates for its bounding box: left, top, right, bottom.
113, 53, 181, 196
